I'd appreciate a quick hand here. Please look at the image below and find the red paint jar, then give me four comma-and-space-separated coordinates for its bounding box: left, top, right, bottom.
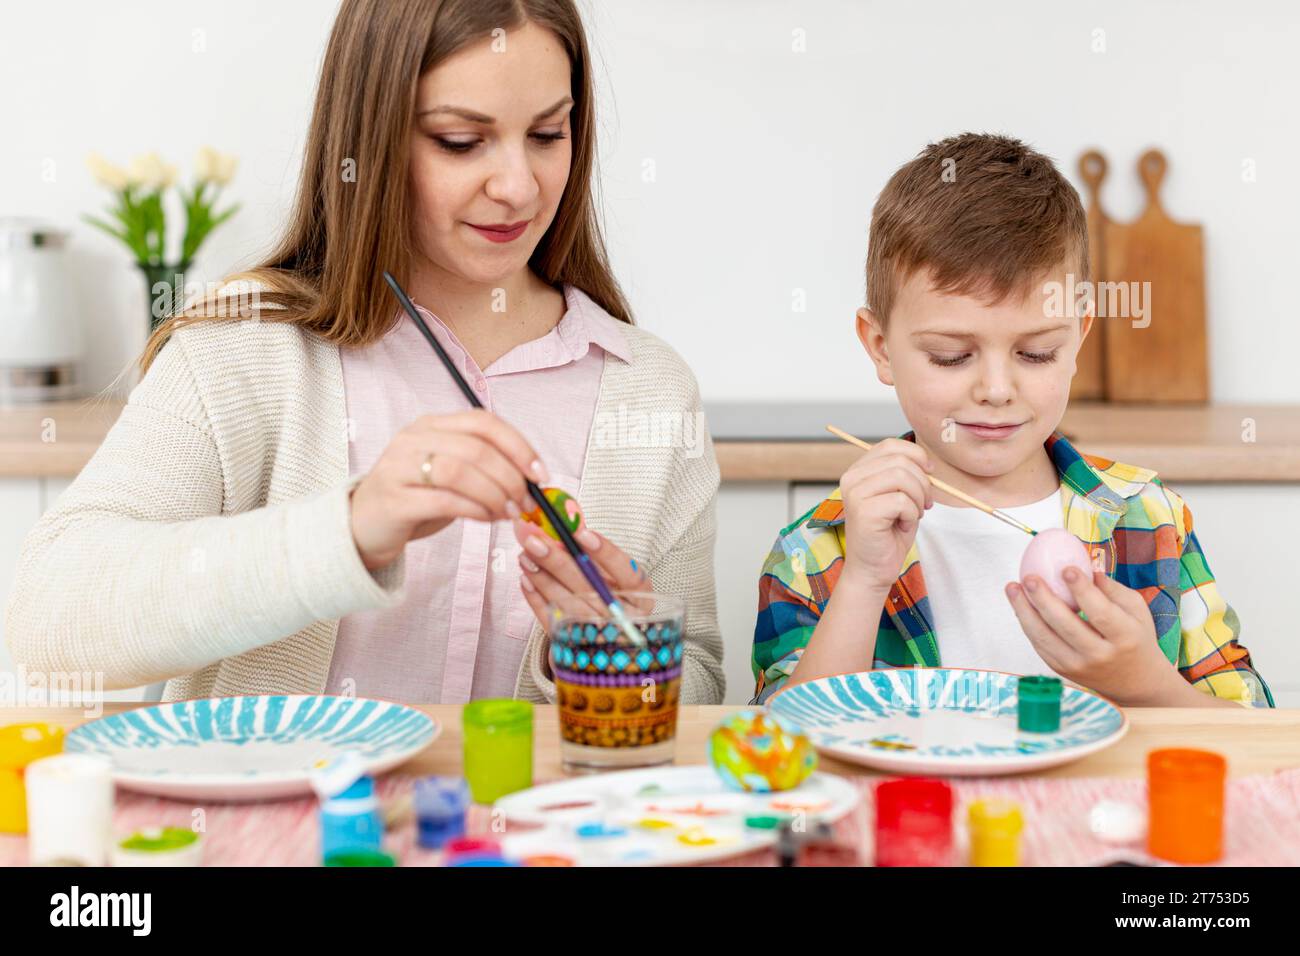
874, 777, 954, 867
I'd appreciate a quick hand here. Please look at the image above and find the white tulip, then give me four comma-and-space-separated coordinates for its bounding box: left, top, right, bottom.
194, 146, 220, 183
194, 147, 236, 186
128, 152, 168, 190
85, 153, 129, 191
213, 153, 238, 186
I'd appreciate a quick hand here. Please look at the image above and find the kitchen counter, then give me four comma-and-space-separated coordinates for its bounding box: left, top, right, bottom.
708, 401, 1300, 482
0, 397, 127, 478
2, 399, 1299, 482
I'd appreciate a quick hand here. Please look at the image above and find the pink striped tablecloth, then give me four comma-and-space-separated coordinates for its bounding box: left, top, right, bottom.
4, 768, 1299, 867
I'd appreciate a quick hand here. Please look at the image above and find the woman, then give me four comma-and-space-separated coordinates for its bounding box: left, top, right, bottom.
6, 0, 724, 705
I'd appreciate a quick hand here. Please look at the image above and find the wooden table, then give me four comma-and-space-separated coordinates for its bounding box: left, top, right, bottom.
6, 703, 1300, 779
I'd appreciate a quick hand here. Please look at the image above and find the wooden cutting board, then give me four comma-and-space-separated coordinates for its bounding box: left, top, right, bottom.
1101, 149, 1209, 402
1071, 150, 1108, 400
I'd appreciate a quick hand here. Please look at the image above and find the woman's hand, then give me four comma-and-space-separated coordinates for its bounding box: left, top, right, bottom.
512, 519, 652, 628
349, 409, 547, 572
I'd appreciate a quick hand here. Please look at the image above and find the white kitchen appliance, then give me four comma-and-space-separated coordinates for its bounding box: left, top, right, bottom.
0, 217, 84, 404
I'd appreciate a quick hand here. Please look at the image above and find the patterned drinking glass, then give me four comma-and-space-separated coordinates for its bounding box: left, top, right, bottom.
545, 591, 685, 773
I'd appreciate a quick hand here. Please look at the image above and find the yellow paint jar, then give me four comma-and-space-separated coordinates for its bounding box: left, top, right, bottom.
968, 798, 1023, 867
0, 723, 66, 834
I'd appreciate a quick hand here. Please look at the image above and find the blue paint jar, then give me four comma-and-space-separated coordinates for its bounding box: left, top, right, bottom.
414, 776, 470, 850
319, 775, 383, 860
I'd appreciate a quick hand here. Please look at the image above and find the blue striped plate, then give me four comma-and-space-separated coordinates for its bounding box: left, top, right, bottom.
767, 669, 1126, 776
65, 696, 439, 801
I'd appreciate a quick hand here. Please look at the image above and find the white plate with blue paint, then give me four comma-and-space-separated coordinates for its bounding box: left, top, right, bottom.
65, 695, 439, 801
766, 669, 1127, 776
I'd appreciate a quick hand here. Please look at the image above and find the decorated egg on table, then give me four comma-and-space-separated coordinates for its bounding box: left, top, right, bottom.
1019, 528, 1093, 610
521, 487, 584, 541
708, 709, 816, 793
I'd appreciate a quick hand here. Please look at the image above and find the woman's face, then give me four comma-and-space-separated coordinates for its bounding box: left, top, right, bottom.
410, 21, 574, 287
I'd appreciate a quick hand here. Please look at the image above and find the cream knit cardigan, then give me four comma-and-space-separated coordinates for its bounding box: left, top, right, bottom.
5, 294, 725, 705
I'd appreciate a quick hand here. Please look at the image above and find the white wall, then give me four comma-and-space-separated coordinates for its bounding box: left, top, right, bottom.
1, 0, 1298, 403
2, 1, 1298, 706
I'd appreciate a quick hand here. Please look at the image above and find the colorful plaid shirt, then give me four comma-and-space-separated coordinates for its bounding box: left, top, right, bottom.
752, 429, 1274, 708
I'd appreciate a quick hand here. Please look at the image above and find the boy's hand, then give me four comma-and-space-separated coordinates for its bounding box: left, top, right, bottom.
839, 438, 935, 591
1005, 567, 1188, 706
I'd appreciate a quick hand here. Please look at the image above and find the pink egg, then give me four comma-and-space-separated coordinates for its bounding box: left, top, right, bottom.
1019, 528, 1093, 609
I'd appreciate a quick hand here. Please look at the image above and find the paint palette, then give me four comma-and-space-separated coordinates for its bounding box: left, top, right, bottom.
767, 668, 1127, 776
493, 765, 859, 866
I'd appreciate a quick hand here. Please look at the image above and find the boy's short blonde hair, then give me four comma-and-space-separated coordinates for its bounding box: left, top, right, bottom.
866, 132, 1089, 331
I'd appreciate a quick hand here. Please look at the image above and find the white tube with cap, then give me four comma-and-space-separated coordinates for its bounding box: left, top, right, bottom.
25, 753, 114, 866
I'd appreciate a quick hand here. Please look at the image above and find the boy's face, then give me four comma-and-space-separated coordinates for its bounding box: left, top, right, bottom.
857, 266, 1094, 494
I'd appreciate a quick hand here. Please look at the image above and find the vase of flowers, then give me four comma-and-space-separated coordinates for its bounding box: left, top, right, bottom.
84, 147, 240, 332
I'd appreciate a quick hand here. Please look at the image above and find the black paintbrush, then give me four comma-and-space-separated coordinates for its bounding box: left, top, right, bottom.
382, 270, 647, 648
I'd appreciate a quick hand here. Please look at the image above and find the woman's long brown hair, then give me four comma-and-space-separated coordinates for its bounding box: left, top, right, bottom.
138, 0, 631, 376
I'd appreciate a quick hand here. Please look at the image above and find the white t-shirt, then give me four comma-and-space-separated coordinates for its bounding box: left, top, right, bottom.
912, 488, 1065, 678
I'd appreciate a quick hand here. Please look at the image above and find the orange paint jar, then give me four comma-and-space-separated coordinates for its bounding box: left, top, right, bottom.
1146, 748, 1226, 864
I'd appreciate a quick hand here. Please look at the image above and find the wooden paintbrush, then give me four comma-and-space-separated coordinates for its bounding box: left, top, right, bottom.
826, 424, 1038, 537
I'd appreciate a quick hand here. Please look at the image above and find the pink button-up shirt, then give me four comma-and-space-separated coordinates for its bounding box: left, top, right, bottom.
326, 285, 631, 703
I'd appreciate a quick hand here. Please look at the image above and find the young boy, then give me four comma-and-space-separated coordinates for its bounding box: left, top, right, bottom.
751, 133, 1273, 709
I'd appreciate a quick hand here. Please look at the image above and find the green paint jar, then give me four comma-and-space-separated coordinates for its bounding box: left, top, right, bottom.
111, 826, 203, 866
1017, 675, 1063, 733
324, 849, 396, 867
462, 699, 533, 804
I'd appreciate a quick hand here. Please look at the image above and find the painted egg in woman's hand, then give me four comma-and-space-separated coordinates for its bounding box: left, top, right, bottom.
521, 487, 584, 541
1019, 528, 1093, 610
